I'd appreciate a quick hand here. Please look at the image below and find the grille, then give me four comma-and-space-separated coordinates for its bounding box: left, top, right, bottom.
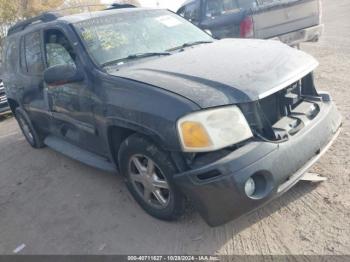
258, 81, 302, 126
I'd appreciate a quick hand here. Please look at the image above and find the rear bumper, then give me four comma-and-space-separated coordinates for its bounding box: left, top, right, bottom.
174, 100, 342, 226
270, 24, 324, 46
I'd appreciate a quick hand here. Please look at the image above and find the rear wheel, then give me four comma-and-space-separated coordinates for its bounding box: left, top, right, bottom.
118, 134, 185, 221
15, 108, 45, 148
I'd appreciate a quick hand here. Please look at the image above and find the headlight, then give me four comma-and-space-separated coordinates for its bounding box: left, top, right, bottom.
177, 106, 253, 152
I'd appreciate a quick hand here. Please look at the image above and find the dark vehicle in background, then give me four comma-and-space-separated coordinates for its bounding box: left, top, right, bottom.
2, 7, 341, 226
177, 0, 323, 46
0, 79, 10, 114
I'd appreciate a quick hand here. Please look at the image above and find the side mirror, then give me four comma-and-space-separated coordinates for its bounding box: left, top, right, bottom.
44, 64, 84, 86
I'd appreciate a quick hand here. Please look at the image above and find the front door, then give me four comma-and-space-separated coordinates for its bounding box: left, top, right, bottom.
43, 28, 104, 155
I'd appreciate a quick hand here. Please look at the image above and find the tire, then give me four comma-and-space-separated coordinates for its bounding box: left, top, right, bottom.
118, 134, 185, 221
15, 108, 45, 149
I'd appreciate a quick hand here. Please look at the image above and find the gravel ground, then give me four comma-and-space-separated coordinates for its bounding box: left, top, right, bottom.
0, 0, 349, 255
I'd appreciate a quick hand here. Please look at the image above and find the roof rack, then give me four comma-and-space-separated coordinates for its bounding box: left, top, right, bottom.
7, 12, 61, 36
105, 3, 136, 10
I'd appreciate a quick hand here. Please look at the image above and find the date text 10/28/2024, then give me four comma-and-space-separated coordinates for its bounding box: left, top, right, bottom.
127, 256, 220, 261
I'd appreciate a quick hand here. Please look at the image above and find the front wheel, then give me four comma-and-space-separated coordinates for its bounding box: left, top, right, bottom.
118, 134, 185, 221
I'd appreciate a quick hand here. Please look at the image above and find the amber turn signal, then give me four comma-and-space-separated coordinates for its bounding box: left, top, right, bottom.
180, 121, 212, 148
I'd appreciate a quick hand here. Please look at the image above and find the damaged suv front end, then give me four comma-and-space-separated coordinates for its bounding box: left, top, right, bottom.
162, 44, 343, 226
174, 75, 341, 226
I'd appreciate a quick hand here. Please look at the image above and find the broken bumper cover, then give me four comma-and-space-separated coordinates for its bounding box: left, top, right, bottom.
174, 101, 342, 226
270, 24, 324, 46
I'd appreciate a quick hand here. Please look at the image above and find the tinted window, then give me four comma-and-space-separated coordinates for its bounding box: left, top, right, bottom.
24, 31, 44, 75
183, 2, 201, 22
206, 0, 257, 17
4, 39, 18, 72
259, 0, 289, 4
237, 0, 257, 9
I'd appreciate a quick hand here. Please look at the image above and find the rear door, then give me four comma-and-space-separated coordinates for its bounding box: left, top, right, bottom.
252, 0, 321, 39
19, 30, 51, 133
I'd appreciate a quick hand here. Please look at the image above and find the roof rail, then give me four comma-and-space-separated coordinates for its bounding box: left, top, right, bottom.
7, 12, 61, 36
105, 3, 136, 10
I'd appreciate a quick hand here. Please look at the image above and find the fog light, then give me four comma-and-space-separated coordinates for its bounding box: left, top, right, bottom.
245, 177, 256, 197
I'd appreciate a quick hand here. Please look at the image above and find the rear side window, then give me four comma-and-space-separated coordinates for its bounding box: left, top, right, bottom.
23, 31, 44, 75
4, 39, 18, 73
259, 0, 283, 4
206, 0, 257, 17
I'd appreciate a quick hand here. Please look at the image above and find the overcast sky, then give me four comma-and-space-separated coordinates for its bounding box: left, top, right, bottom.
101, 0, 186, 11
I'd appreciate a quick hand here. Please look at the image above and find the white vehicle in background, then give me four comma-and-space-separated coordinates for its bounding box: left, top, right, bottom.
0, 78, 10, 114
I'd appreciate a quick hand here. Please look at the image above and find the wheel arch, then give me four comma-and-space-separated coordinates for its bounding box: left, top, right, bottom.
107, 122, 169, 171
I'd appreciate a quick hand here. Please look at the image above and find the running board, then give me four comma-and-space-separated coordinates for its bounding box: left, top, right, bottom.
44, 136, 116, 173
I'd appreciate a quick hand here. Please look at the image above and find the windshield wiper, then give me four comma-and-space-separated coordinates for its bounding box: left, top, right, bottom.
102, 52, 171, 67
167, 41, 213, 52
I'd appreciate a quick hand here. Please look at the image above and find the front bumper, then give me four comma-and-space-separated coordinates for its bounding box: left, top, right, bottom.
270, 24, 324, 46
174, 100, 342, 226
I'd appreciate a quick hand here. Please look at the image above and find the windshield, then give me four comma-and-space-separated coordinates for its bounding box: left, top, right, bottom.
74, 9, 213, 66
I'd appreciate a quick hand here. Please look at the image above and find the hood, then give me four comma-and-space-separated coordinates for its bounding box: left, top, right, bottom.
110, 39, 318, 108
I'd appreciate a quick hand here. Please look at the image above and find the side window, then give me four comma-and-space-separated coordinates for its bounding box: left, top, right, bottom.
259, 0, 280, 5
206, 0, 226, 17
44, 30, 77, 68
237, 0, 258, 9
24, 31, 45, 75
205, 0, 257, 17
177, 7, 186, 17
4, 39, 18, 73
183, 1, 200, 22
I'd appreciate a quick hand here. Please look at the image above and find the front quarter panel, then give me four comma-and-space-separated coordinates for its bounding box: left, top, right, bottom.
92, 70, 200, 152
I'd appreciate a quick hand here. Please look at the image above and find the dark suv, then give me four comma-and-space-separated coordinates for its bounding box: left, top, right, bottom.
2, 7, 341, 226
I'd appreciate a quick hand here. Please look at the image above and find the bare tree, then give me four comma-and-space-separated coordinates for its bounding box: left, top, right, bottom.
59, 0, 104, 15
0, 0, 104, 56
0, 0, 18, 57
17, 0, 65, 19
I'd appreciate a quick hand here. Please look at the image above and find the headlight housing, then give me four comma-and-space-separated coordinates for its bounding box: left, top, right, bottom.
177, 105, 253, 152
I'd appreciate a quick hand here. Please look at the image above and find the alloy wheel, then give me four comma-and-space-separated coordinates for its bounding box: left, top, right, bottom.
128, 155, 171, 209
